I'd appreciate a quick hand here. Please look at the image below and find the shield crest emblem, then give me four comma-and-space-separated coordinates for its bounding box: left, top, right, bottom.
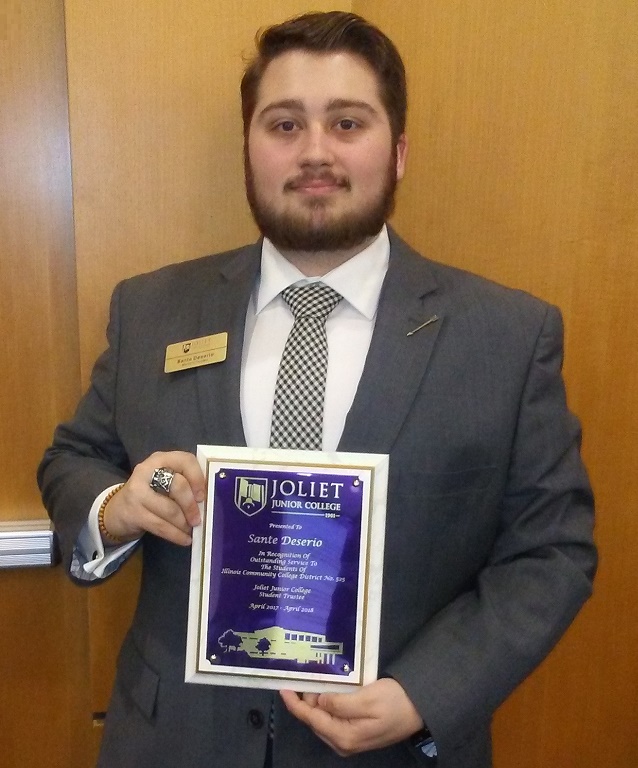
234, 477, 268, 516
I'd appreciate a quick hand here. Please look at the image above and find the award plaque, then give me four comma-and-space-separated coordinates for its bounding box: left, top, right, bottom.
186, 446, 388, 693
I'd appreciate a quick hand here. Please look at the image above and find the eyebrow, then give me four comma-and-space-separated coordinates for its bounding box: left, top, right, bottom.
257, 98, 380, 120
326, 99, 379, 116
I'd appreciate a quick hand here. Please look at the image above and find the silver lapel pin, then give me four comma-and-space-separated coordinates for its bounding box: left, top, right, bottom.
406, 315, 439, 337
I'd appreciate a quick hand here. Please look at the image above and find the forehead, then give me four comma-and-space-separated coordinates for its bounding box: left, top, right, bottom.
254, 50, 385, 115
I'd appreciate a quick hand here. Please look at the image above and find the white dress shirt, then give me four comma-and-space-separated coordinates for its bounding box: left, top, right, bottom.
241, 227, 389, 451
75, 227, 390, 579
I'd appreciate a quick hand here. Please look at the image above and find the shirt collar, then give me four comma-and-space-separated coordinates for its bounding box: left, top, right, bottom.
255, 225, 390, 320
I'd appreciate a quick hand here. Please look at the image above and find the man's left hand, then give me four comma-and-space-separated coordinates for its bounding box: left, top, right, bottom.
280, 677, 423, 756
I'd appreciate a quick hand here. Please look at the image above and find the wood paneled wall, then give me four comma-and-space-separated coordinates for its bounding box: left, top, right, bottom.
359, 2, 638, 766
0, 0, 79, 520
0, 1, 95, 766
0, 569, 97, 768
2, 0, 636, 765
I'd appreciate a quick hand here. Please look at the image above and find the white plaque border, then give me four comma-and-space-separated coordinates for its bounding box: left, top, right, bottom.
185, 445, 388, 693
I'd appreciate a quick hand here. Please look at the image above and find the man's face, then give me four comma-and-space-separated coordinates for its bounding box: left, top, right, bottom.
245, 51, 407, 254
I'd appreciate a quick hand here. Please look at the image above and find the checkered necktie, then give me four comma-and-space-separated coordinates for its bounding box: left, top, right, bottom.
269, 283, 343, 450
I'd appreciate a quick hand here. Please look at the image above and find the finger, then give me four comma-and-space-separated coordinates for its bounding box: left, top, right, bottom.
280, 690, 325, 725
139, 492, 195, 544
160, 470, 201, 528
279, 690, 345, 757
317, 689, 369, 719
280, 690, 304, 714
105, 452, 203, 544
144, 451, 205, 527
105, 482, 193, 546
280, 691, 349, 751
154, 451, 206, 503
302, 692, 321, 707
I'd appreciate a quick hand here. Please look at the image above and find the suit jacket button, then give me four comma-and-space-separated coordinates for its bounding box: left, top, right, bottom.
248, 709, 265, 729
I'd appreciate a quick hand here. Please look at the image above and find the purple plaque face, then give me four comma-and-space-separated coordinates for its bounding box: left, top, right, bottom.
204, 466, 366, 679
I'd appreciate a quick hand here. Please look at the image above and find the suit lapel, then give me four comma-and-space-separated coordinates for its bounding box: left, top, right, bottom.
339, 233, 443, 454
191, 233, 442, 453
195, 243, 261, 446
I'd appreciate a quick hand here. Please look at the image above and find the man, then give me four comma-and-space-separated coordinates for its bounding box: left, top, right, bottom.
38, 11, 596, 768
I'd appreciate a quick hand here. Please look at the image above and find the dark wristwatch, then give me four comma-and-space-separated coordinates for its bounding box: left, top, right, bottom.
410, 727, 438, 763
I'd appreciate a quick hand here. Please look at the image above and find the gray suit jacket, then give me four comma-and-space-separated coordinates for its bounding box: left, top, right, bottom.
38, 231, 596, 768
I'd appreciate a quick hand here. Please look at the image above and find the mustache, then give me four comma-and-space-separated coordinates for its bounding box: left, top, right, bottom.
284, 172, 351, 191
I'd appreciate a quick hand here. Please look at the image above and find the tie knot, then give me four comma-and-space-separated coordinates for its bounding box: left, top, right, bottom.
281, 282, 342, 321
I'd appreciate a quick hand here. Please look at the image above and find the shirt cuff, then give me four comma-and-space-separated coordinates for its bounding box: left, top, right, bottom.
71, 485, 139, 581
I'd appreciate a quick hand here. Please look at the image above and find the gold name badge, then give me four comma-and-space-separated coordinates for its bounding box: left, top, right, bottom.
164, 332, 228, 373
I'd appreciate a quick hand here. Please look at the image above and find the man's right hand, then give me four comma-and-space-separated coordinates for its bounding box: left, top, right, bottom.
102, 451, 205, 545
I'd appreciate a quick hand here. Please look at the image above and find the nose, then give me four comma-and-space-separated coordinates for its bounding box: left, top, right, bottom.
297, 124, 334, 167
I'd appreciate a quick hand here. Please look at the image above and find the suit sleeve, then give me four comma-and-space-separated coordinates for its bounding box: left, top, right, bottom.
37, 282, 133, 579
385, 305, 596, 754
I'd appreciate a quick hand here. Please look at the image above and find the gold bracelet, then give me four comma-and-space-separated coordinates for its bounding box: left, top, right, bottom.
98, 484, 126, 544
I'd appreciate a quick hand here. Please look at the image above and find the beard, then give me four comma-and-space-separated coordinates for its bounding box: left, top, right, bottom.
244, 153, 398, 253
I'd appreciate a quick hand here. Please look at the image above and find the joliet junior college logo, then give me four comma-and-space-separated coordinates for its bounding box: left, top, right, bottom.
235, 477, 268, 516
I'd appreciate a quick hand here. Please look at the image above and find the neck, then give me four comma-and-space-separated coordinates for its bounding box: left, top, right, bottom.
278, 235, 377, 277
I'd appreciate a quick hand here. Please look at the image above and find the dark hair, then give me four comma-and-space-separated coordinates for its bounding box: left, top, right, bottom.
240, 11, 407, 142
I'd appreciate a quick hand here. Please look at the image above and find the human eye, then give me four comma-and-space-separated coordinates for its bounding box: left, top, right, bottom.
335, 117, 360, 131
273, 119, 298, 133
